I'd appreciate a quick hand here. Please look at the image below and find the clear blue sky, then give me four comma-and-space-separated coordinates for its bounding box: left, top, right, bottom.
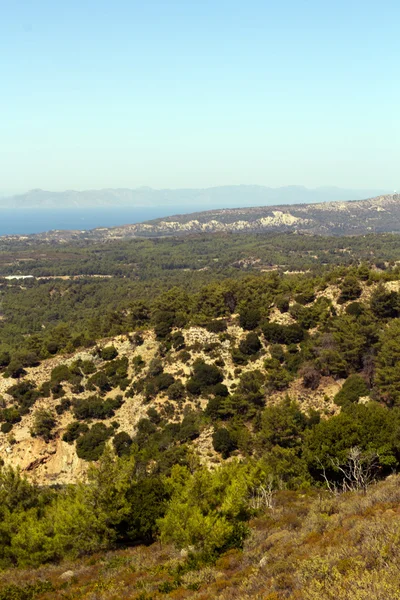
1, 0, 399, 193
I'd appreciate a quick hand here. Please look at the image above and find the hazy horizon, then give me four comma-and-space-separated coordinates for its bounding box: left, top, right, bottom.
0, 184, 395, 198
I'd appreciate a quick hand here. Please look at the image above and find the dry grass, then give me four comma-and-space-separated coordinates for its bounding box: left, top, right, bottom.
3, 475, 400, 599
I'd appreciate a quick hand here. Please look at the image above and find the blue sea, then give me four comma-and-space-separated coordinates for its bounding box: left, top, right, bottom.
0, 207, 192, 236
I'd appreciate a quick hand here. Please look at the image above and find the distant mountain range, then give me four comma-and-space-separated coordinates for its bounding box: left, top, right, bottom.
0, 185, 390, 211
5, 192, 400, 241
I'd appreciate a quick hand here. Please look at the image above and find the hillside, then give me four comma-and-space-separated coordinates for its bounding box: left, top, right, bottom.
3, 248, 400, 597
3, 474, 400, 599
6, 193, 400, 242
1, 271, 400, 486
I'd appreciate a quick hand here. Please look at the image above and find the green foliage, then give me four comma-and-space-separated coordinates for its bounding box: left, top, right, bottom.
338, 275, 362, 304
0, 351, 10, 368
262, 321, 304, 344
265, 361, 292, 391
294, 290, 315, 305
0, 581, 54, 599
167, 380, 185, 400
7, 381, 40, 412
158, 463, 251, 557
259, 398, 307, 451
76, 423, 114, 460
376, 319, 400, 405
50, 364, 71, 384
212, 428, 238, 458
73, 395, 123, 420
101, 346, 118, 361
31, 409, 57, 442
304, 402, 400, 472
87, 370, 111, 392
113, 431, 133, 457
334, 374, 369, 407
62, 421, 89, 443
205, 320, 228, 333
239, 307, 261, 330
239, 332, 262, 355
0, 406, 22, 425
1, 422, 13, 434
370, 283, 400, 318
186, 359, 223, 396
345, 301, 365, 316
81, 360, 96, 375
275, 295, 290, 312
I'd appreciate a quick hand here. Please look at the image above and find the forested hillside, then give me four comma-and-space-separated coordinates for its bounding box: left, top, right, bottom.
2, 232, 400, 598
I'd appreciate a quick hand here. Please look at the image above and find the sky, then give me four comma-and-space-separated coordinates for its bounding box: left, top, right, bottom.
1, 0, 399, 193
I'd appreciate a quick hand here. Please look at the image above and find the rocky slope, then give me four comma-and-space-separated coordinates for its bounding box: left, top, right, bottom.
0, 282, 374, 486
4, 193, 400, 242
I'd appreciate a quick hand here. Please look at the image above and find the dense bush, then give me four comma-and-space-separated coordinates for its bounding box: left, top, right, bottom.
62, 420, 89, 443
101, 346, 119, 361
212, 427, 237, 458
113, 431, 133, 457
186, 359, 223, 396
73, 395, 123, 420
239, 332, 262, 355
239, 307, 261, 331
7, 381, 40, 412
262, 322, 304, 344
370, 284, 400, 318
338, 275, 362, 304
205, 320, 228, 333
31, 410, 57, 442
334, 374, 369, 407
76, 423, 114, 460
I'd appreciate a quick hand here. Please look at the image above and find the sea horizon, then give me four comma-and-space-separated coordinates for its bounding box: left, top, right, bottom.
0, 206, 192, 236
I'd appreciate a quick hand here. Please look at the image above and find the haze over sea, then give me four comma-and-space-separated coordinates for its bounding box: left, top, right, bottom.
0, 207, 191, 236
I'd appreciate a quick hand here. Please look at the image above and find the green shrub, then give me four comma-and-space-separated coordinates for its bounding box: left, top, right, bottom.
81, 360, 97, 375
167, 380, 185, 400
179, 412, 200, 442
55, 398, 72, 415
0, 351, 11, 368
334, 374, 369, 407
101, 346, 118, 361
205, 320, 228, 333
31, 409, 56, 442
270, 344, 285, 363
294, 291, 315, 305
7, 381, 40, 411
73, 395, 123, 420
231, 348, 248, 365
239, 332, 262, 355
239, 307, 261, 331
338, 276, 362, 304
0, 407, 22, 425
262, 322, 304, 344
50, 364, 71, 383
275, 295, 290, 313
87, 371, 111, 392
186, 359, 223, 396
212, 427, 237, 458
170, 331, 185, 350
1, 422, 13, 434
113, 431, 133, 457
76, 423, 113, 460
62, 420, 89, 443
370, 284, 400, 319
